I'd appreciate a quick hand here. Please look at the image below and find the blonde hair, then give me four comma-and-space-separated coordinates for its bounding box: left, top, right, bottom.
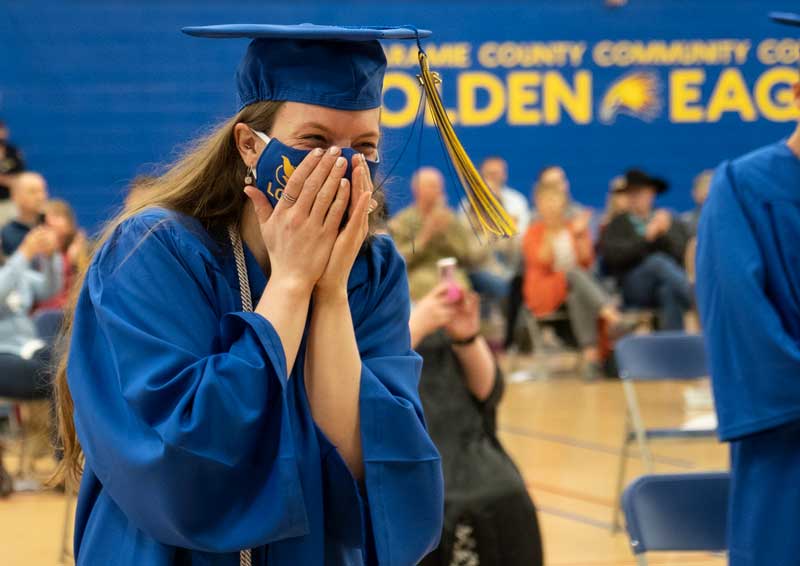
45, 199, 77, 227
54, 101, 285, 488
692, 169, 713, 203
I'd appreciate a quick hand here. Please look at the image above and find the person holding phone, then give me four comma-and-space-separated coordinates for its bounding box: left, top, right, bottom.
0, 172, 49, 256
55, 25, 445, 566
0, 223, 61, 496
410, 282, 543, 566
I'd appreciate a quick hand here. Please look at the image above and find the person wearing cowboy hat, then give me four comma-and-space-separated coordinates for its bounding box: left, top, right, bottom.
598, 168, 692, 330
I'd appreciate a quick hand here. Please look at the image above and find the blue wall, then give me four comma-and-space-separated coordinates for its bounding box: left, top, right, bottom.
1, 0, 798, 230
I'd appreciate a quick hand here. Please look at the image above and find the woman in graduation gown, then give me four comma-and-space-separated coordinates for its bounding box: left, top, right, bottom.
54, 25, 444, 566
696, 12, 800, 566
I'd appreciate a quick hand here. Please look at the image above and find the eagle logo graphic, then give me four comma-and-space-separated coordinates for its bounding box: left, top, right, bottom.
599, 71, 662, 124
275, 155, 296, 187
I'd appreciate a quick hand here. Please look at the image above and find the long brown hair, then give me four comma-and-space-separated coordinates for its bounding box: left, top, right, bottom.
53, 101, 285, 488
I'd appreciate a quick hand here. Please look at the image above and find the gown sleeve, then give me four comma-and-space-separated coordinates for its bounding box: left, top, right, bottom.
696, 162, 800, 440
354, 236, 445, 566
67, 213, 308, 552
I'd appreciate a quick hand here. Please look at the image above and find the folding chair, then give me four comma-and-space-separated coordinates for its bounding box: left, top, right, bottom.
1, 309, 65, 489
611, 332, 716, 531
507, 305, 580, 381
623, 472, 729, 565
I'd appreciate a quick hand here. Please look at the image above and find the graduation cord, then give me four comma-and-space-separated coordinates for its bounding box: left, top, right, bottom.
229, 225, 253, 314
228, 225, 254, 566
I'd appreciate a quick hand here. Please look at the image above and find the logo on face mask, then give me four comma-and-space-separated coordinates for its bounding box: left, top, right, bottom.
276, 155, 295, 187
263, 155, 297, 201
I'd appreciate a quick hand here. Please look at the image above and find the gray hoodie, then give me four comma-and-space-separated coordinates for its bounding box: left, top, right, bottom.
0, 250, 62, 356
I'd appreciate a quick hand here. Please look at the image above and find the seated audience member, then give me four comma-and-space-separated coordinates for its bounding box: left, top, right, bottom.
598, 169, 692, 330
681, 169, 713, 237
410, 284, 543, 566
0, 139, 26, 226
505, 167, 593, 351
523, 181, 632, 380
389, 167, 489, 301
600, 175, 630, 232
461, 156, 528, 281
1, 172, 49, 256
463, 156, 530, 232
34, 199, 89, 312
0, 225, 62, 496
536, 165, 590, 219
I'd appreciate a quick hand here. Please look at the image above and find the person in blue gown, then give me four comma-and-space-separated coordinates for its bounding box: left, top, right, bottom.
696, 12, 800, 566
54, 25, 444, 565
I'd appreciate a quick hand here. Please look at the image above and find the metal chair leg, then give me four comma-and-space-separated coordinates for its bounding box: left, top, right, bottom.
59, 490, 76, 565
11, 404, 28, 479
623, 380, 654, 473
525, 312, 550, 380
611, 416, 632, 532
506, 345, 517, 372
9, 403, 43, 491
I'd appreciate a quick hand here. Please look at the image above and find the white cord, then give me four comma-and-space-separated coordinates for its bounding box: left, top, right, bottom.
228, 224, 253, 566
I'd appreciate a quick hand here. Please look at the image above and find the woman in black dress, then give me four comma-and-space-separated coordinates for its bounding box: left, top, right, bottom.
411, 284, 544, 566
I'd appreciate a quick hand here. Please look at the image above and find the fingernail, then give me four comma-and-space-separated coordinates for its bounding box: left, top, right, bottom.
368, 199, 378, 213
335, 156, 346, 168
361, 153, 367, 164
312, 148, 324, 156
340, 179, 348, 188
328, 146, 340, 155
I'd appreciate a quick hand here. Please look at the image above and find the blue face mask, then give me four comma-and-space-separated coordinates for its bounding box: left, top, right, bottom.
251, 130, 379, 207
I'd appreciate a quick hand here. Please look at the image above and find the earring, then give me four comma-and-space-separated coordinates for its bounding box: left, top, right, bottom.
244, 166, 255, 186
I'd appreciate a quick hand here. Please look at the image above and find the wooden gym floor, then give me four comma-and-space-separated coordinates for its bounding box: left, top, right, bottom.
0, 359, 727, 565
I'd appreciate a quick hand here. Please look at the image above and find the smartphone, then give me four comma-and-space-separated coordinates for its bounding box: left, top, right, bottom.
437, 257, 463, 303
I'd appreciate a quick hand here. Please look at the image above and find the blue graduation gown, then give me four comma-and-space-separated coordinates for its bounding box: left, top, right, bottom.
67, 208, 444, 565
696, 140, 800, 565
697, 140, 800, 440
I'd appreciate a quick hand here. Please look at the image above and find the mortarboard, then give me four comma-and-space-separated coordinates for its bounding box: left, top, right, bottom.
770, 12, 800, 27
182, 24, 431, 111
182, 23, 516, 238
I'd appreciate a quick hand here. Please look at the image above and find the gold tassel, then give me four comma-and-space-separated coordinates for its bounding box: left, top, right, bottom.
417, 50, 517, 238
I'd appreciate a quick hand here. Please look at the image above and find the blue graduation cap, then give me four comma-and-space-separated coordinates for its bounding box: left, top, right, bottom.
182, 24, 431, 111
182, 23, 516, 237
770, 12, 800, 26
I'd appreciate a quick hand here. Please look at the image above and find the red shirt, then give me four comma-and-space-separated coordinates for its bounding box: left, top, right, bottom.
522, 221, 593, 316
